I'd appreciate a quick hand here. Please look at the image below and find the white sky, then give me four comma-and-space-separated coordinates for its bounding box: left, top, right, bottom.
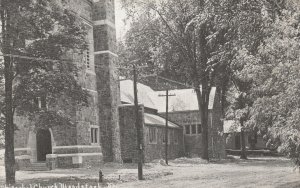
115, 0, 128, 41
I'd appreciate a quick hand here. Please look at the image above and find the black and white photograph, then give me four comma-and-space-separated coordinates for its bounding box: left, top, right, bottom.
0, 0, 300, 187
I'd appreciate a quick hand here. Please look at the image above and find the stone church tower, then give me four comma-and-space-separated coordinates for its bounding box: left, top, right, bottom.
93, 0, 122, 162
14, 0, 121, 169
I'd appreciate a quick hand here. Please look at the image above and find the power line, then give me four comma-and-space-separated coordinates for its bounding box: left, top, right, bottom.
0, 53, 230, 99
0, 53, 71, 63
156, 75, 230, 99
156, 76, 194, 89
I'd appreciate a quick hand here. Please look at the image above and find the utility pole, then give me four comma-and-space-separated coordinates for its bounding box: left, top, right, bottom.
159, 89, 175, 165
133, 65, 143, 180
240, 118, 247, 159
117, 62, 150, 180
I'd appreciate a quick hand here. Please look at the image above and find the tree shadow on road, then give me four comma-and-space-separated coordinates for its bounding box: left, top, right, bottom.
0, 177, 105, 186
275, 181, 300, 188
212, 156, 293, 168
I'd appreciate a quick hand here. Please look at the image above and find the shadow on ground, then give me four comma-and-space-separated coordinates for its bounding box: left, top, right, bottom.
0, 177, 104, 186
211, 156, 293, 168
234, 158, 293, 167
275, 181, 300, 188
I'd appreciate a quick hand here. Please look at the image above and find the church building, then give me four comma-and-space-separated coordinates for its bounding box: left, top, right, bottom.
13, 0, 225, 170
14, 0, 121, 170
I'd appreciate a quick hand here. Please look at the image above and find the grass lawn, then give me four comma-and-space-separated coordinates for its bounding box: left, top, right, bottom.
0, 155, 299, 188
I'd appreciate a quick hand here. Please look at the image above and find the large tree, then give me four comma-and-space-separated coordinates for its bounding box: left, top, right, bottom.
235, 0, 300, 164
0, 0, 88, 184
120, 0, 272, 160
224, 0, 296, 159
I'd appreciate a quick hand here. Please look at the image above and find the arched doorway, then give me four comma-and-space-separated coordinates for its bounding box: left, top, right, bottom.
36, 129, 52, 161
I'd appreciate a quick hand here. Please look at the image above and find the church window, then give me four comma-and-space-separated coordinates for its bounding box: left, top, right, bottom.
197, 124, 202, 134
185, 125, 190, 134
191, 124, 196, 134
91, 127, 99, 144
149, 127, 157, 144
84, 50, 90, 69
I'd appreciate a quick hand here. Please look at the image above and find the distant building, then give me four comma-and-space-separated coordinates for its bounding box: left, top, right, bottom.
224, 120, 267, 150
120, 80, 226, 160
156, 88, 226, 159
12, 0, 224, 171
119, 80, 184, 162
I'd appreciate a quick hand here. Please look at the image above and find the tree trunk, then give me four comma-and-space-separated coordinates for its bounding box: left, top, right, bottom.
195, 87, 209, 161
1, 2, 16, 184
4, 76, 16, 186
193, 22, 210, 161
240, 120, 247, 159
4, 57, 16, 185
201, 105, 209, 160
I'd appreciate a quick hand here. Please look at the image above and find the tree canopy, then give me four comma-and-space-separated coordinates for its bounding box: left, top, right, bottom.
234, 2, 300, 162
119, 0, 300, 162
119, 0, 278, 160
0, 0, 89, 129
1, 0, 89, 184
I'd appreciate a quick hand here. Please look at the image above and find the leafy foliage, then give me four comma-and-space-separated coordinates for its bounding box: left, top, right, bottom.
120, 0, 300, 161
0, 0, 89, 130
119, 0, 268, 159
1, 0, 90, 183
232, 2, 300, 163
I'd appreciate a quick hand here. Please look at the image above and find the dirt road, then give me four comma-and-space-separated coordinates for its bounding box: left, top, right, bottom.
0, 156, 299, 188
117, 157, 299, 188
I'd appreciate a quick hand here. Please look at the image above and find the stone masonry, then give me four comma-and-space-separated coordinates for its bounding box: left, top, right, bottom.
93, 0, 122, 162
164, 89, 226, 159
118, 104, 145, 163
14, 0, 122, 169
119, 104, 184, 163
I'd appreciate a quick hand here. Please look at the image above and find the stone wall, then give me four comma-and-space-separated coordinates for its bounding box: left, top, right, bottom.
118, 104, 144, 163
184, 134, 202, 157
54, 155, 102, 168
92, 0, 115, 23
164, 111, 202, 157
144, 125, 184, 162
162, 91, 226, 159
14, 0, 124, 168
14, 116, 31, 149
119, 104, 184, 163
93, 0, 121, 162
167, 111, 201, 125
13, 0, 107, 169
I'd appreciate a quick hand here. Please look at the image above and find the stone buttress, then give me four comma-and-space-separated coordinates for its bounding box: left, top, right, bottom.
92, 0, 122, 162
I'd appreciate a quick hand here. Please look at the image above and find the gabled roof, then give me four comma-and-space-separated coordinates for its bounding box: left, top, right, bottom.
155, 87, 216, 113
144, 113, 180, 128
120, 80, 157, 110
120, 80, 217, 113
